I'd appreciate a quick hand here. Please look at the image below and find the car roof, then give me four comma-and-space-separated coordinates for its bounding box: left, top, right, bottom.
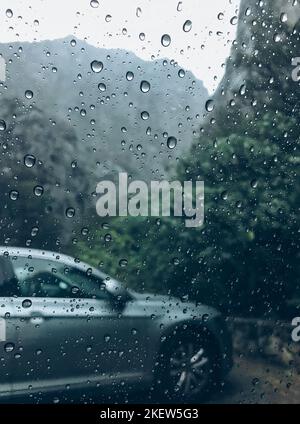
0, 246, 133, 299
0, 246, 107, 280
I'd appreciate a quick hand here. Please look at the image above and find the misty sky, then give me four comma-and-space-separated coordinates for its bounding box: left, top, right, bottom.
0, 0, 240, 93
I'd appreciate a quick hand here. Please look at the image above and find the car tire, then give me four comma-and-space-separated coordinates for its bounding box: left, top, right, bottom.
153, 330, 220, 403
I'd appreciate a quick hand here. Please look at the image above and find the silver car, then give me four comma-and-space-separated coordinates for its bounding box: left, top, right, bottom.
0, 247, 232, 402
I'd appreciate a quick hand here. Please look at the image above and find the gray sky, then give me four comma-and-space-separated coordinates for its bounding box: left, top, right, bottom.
0, 0, 240, 93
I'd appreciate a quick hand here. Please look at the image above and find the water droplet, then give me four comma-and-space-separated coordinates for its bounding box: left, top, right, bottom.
119, 259, 128, 267
4, 342, 14, 353
141, 111, 149, 120
136, 7, 142, 17
105, 15, 112, 22
221, 191, 228, 200
139, 32, 145, 41
81, 227, 89, 236
31, 227, 39, 237
6, 9, 13, 18
104, 233, 112, 242
218, 12, 224, 20
70, 39, 76, 47
90, 0, 99, 8
66, 207, 75, 218
33, 185, 44, 197
183, 20, 192, 32
280, 13, 287, 23
24, 154, 36, 168
239, 84, 246, 96
71, 286, 80, 295
90, 60, 103, 73
251, 179, 258, 188
178, 69, 185, 78
161, 34, 171, 47
173, 257, 180, 265
177, 2, 182, 12
273, 33, 281, 42
126, 71, 134, 81
104, 335, 111, 342
9, 190, 19, 201
167, 136, 177, 149
22, 299, 32, 308
205, 99, 214, 112
140, 80, 150, 93
0, 120, 6, 131
25, 90, 33, 99
230, 16, 238, 25
98, 83, 106, 92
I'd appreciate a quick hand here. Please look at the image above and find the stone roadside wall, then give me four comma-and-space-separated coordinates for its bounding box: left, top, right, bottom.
228, 317, 300, 369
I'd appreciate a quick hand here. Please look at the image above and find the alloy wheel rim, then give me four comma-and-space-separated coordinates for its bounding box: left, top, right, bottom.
169, 341, 210, 397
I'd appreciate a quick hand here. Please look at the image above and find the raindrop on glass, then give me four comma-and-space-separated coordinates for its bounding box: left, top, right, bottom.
66, 207, 75, 218
119, 259, 128, 267
140, 80, 151, 93
251, 179, 258, 188
98, 83, 106, 92
280, 13, 287, 23
183, 20, 192, 32
90, 60, 103, 73
205, 99, 214, 112
4, 343, 14, 353
167, 136, 177, 149
178, 69, 185, 78
6, 9, 13, 18
9, 190, 19, 201
90, 0, 99, 8
24, 154, 36, 168
25, 90, 34, 99
22, 299, 32, 308
126, 71, 134, 81
141, 111, 149, 120
33, 185, 44, 197
0, 120, 6, 131
161, 34, 171, 47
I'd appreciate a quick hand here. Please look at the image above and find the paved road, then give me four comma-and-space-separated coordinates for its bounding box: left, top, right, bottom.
5, 356, 300, 404
209, 356, 300, 404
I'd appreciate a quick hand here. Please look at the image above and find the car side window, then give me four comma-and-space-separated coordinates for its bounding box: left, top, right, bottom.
3, 256, 108, 300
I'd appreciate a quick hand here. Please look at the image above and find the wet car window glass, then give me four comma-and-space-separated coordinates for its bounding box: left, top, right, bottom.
0, 256, 108, 299
0, 0, 299, 408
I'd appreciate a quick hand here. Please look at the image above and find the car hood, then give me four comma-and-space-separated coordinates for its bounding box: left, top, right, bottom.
130, 291, 220, 321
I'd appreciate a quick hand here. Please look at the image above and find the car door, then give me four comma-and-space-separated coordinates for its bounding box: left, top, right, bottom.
0, 256, 20, 397
8, 255, 150, 393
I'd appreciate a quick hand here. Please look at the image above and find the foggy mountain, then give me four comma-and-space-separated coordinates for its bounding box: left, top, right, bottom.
0, 36, 208, 181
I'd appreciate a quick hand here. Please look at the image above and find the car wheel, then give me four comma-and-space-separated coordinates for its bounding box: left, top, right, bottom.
155, 332, 218, 402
